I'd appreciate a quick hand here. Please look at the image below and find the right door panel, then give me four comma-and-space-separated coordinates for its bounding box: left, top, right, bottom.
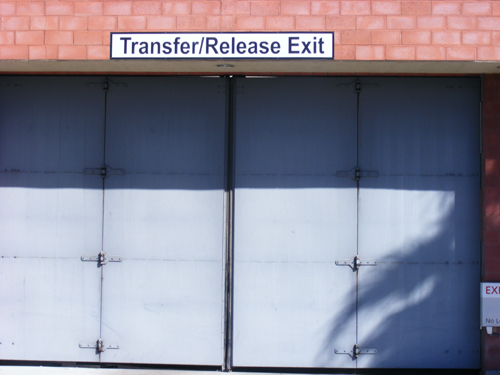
232, 77, 358, 368
357, 77, 481, 368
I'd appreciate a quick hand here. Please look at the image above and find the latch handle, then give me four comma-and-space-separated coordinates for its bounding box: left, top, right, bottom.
335, 256, 377, 271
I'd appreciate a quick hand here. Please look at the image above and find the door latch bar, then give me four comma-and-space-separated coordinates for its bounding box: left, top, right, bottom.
336, 167, 379, 181
83, 165, 125, 178
79, 338, 120, 353
336, 256, 377, 271
335, 344, 377, 359
81, 251, 122, 266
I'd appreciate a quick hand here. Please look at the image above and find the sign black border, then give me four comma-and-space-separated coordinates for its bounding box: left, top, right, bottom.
109, 32, 335, 60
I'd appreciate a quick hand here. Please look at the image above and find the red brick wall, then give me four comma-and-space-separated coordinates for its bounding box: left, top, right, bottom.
0, 0, 499, 61
483, 74, 500, 373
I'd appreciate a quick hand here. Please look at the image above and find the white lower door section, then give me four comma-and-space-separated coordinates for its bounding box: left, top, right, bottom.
100, 77, 226, 365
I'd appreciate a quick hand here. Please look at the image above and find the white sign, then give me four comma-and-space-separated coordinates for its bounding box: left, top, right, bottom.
110, 32, 334, 59
481, 283, 500, 328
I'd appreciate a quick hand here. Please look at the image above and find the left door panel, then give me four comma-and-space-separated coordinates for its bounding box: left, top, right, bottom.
0, 77, 105, 362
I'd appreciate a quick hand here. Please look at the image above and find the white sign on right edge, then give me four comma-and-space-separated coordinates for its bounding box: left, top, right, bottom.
481, 283, 500, 327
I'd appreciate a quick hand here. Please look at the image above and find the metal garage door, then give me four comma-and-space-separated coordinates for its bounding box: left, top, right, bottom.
0, 76, 227, 365
231, 76, 480, 369
0, 75, 480, 369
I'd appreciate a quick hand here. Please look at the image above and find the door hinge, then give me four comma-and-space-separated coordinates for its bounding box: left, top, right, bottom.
335, 344, 377, 359
336, 256, 377, 271
83, 165, 125, 178
336, 167, 379, 182
80, 338, 120, 353
81, 251, 122, 266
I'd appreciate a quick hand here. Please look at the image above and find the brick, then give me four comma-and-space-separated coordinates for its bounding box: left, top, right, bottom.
356, 45, 385, 60
74, 2, 103, 16
87, 45, 109, 60
483, 114, 500, 130
192, 2, 220, 15
401, 2, 431, 15
58, 45, 86, 60
416, 45, 446, 60
402, 31, 431, 45
417, 16, 445, 30
88, 16, 117, 30
177, 15, 208, 30
222, 2, 249, 15
484, 230, 500, 245
0, 45, 28, 59
484, 130, 500, 146
0, 3, 15, 16
386, 45, 415, 60
15, 30, 43, 45
334, 44, 355, 59
447, 46, 475, 60
484, 102, 500, 116
74, 31, 102, 45
432, 2, 461, 15
162, 2, 191, 15
371, 30, 401, 45
281, 2, 310, 15
463, 31, 491, 46
372, 1, 401, 15
341, 30, 370, 44
484, 87, 500, 102
311, 2, 339, 15
133, 2, 161, 15
447, 16, 476, 31
234, 16, 265, 30
146, 15, 176, 30
265, 15, 294, 30
102, 31, 110, 45
60, 16, 88, 30
484, 75, 500, 88
29, 45, 48, 59
103, 2, 132, 16
46, 45, 58, 59
340, 1, 370, 15
30, 16, 59, 30
485, 201, 500, 217
251, 2, 279, 16
483, 159, 500, 176
326, 15, 355, 30
296, 15, 325, 30
16, 2, 44, 16
478, 47, 500, 61
2, 17, 29, 30
494, 3, 500, 17
463, 2, 491, 16
0, 31, 14, 45
493, 32, 500, 46
432, 31, 461, 45
479, 17, 500, 31
220, 15, 236, 30
356, 16, 385, 30
45, 30, 73, 45
45, 2, 74, 16
485, 187, 500, 201
485, 216, 500, 231
484, 143, 500, 159
387, 16, 416, 30
206, 15, 220, 30
117, 16, 146, 30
